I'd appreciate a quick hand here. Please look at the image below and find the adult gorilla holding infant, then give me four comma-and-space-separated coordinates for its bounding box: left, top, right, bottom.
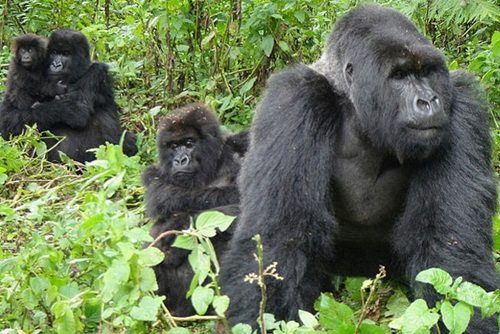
0, 28, 137, 162
220, 4, 499, 332
2, 34, 66, 111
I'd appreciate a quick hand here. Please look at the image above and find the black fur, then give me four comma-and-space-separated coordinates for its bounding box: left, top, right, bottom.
142, 103, 244, 219
219, 5, 499, 333
142, 103, 246, 316
2, 34, 65, 111
0, 28, 137, 163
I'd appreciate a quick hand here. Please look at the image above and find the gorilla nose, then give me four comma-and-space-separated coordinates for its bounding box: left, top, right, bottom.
413, 95, 440, 115
173, 154, 190, 167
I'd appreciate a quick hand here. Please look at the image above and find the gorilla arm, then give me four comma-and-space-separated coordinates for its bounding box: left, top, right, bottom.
0, 98, 91, 138
220, 65, 341, 325
225, 128, 250, 155
142, 165, 240, 219
61, 62, 116, 109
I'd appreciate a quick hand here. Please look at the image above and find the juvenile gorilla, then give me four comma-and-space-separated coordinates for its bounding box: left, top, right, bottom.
220, 5, 499, 332
0, 28, 137, 163
142, 103, 246, 315
2, 34, 65, 111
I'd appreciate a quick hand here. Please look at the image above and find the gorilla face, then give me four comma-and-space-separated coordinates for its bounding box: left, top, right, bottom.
339, 28, 453, 162
12, 34, 46, 71
17, 47, 37, 69
48, 52, 71, 77
47, 28, 91, 83
160, 130, 203, 187
157, 124, 223, 189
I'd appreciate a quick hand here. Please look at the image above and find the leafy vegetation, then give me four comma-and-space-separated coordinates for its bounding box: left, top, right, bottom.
1, 0, 500, 333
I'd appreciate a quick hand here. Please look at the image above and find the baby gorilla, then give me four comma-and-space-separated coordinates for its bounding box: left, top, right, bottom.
142, 103, 247, 316
3, 34, 65, 111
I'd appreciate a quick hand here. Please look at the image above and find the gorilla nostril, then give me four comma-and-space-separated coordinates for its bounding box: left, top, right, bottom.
416, 98, 431, 112
174, 154, 190, 167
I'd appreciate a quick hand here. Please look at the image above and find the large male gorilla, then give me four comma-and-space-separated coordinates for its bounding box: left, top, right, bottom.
0, 28, 137, 162
220, 5, 499, 332
143, 103, 247, 315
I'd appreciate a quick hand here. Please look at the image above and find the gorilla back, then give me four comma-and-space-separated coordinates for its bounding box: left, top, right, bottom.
219, 4, 499, 333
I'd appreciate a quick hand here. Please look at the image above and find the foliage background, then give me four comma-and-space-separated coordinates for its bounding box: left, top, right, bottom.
0, 0, 500, 332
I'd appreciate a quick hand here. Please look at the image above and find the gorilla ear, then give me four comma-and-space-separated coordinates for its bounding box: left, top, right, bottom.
344, 63, 353, 87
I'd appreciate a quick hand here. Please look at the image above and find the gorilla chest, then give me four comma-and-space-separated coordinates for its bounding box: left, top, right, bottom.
331, 155, 410, 228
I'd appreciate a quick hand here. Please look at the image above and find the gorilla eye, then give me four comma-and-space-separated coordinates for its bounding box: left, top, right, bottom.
390, 70, 407, 80
168, 143, 177, 149
185, 139, 195, 149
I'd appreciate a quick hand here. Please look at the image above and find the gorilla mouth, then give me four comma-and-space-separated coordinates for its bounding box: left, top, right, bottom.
173, 171, 196, 180
406, 125, 443, 139
407, 125, 442, 131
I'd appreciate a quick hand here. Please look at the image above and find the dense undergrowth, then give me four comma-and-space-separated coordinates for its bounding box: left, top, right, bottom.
1, 0, 500, 333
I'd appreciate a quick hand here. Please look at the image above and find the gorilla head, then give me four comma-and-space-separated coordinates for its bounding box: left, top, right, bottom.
156, 103, 228, 189
47, 28, 91, 83
315, 5, 453, 162
11, 34, 47, 72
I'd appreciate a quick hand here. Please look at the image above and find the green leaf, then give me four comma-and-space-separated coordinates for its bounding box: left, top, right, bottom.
416, 268, 452, 295
315, 293, 354, 331
191, 286, 214, 315
117, 241, 136, 260
103, 171, 125, 197
196, 211, 235, 237
139, 247, 164, 267
294, 11, 306, 23
261, 35, 274, 57
359, 322, 387, 334
139, 266, 159, 292
455, 282, 490, 308
59, 282, 79, 299
213, 295, 230, 316
102, 259, 130, 302
84, 298, 102, 324
492, 31, 500, 44
52, 301, 78, 334
167, 329, 190, 334
172, 234, 196, 250
188, 245, 211, 284
239, 77, 257, 95
491, 31, 500, 57
149, 106, 162, 117
124, 227, 153, 243
232, 324, 253, 334
278, 41, 290, 52
385, 290, 411, 317
299, 309, 318, 328
441, 301, 471, 334
130, 295, 163, 321
201, 30, 216, 47
391, 299, 439, 334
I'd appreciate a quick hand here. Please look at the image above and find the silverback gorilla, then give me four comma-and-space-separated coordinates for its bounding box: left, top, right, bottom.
0, 28, 137, 162
219, 5, 499, 332
142, 103, 246, 315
